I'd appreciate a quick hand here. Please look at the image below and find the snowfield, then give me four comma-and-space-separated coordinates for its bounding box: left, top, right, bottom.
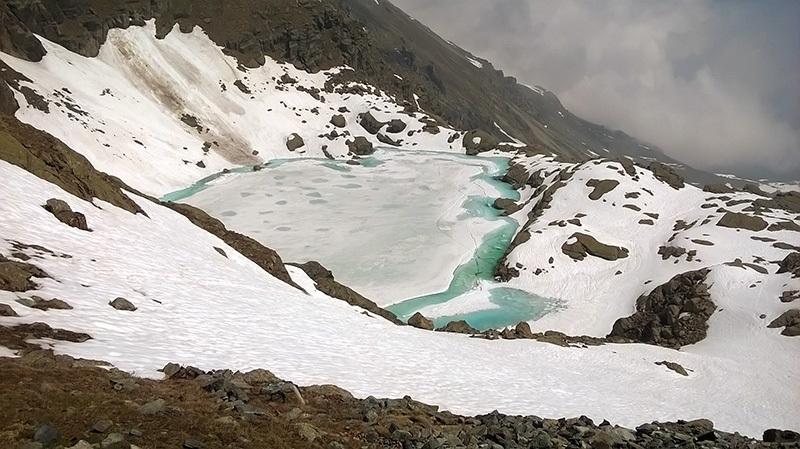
1, 23, 799, 439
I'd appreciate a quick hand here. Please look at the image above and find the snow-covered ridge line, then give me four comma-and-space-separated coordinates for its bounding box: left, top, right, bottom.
1, 22, 468, 197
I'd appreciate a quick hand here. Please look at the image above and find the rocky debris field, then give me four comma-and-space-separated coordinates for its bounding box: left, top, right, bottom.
1, 349, 797, 449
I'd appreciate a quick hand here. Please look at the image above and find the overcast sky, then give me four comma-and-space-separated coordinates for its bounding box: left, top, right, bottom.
390, 0, 800, 181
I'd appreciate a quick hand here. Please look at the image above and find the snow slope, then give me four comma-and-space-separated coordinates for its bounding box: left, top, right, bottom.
1, 22, 799, 438
1, 159, 798, 438
1, 22, 467, 197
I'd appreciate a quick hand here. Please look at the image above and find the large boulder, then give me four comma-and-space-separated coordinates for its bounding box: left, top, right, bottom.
436, 320, 477, 334
0, 254, 50, 292
346, 136, 374, 155
44, 198, 90, 231
286, 133, 305, 151
330, 114, 346, 128
716, 212, 768, 232
767, 309, 800, 336
462, 129, 498, 155
386, 119, 407, 133
358, 111, 385, 135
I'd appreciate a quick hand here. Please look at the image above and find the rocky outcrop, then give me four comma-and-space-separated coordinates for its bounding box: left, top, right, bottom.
0, 116, 144, 215
162, 202, 301, 291
716, 211, 768, 232
492, 198, 521, 216
648, 162, 684, 189
561, 233, 629, 261
0, 254, 50, 292
290, 261, 401, 325
767, 309, 800, 336
755, 191, 800, 214
703, 183, 734, 194
608, 269, 714, 349
777, 252, 800, 277
407, 312, 434, 330
0, 3, 46, 62
586, 179, 619, 200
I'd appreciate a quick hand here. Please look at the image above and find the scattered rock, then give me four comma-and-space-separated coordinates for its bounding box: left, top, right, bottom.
296, 422, 322, 442
780, 290, 799, 303
233, 80, 251, 94
515, 321, 534, 338
68, 441, 93, 449
161, 362, 181, 378
44, 198, 90, 231
109, 297, 137, 311
183, 438, 206, 449
408, 312, 434, 330
101, 433, 126, 448
716, 212, 768, 232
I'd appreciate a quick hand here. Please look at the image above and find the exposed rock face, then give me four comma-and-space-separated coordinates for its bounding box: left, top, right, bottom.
648, 162, 684, 189
716, 212, 768, 232
285, 133, 305, 151
162, 202, 301, 291
502, 162, 532, 189
346, 136, 374, 155
767, 309, 800, 336
492, 198, 521, 216
0, 3, 46, 62
0, 303, 19, 317
43, 198, 90, 231
290, 261, 401, 325
586, 179, 619, 200
358, 111, 384, 135
777, 252, 800, 277
608, 269, 714, 349
407, 312, 434, 330
0, 254, 50, 292
561, 233, 629, 261
462, 129, 498, 155
755, 191, 800, 214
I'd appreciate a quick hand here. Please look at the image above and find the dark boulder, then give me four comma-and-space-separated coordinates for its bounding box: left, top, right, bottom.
376, 133, 401, 146
0, 4, 47, 62
703, 184, 734, 194
763, 429, 800, 443
358, 111, 385, 134
346, 136, 374, 155
767, 309, 800, 336
462, 129, 498, 155
0, 303, 18, 317
109, 297, 137, 311
492, 198, 521, 216
0, 254, 50, 292
44, 198, 90, 231
286, 133, 305, 151
386, 118, 407, 133
330, 114, 346, 128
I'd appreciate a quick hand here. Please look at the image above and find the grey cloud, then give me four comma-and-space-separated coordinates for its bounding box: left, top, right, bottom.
390, 0, 800, 180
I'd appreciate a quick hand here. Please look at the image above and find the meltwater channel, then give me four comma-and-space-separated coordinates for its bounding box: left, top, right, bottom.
162, 149, 558, 331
